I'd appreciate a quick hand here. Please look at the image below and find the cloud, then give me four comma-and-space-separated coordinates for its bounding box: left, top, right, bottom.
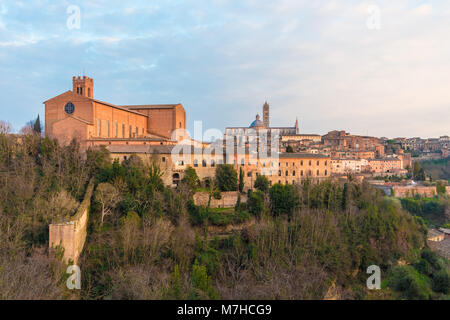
412, 4, 433, 16
0, 0, 448, 138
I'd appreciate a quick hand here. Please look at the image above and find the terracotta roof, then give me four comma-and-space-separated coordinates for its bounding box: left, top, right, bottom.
279, 153, 330, 159
124, 104, 180, 109
90, 98, 148, 116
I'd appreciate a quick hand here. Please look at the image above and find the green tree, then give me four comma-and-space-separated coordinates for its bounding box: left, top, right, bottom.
182, 167, 200, 191
269, 183, 299, 218
286, 145, 294, 153
215, 164, 237, 192
432, 270, 450, 294
239, 167, 244, 193
33, 114, 41, 134
248, 190, 265, 218
254, 174, 270, 193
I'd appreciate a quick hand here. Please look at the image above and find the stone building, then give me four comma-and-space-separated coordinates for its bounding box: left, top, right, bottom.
44, 76, 186, 150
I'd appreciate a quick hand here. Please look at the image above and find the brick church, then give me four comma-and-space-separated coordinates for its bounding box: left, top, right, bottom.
44, 76, 187, 150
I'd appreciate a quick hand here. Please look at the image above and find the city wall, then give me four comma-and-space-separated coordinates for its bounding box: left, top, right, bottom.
49, 180, 94, 264
193, 191, 246, 208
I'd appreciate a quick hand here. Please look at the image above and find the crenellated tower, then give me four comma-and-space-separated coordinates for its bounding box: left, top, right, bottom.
72, 76, 94, 98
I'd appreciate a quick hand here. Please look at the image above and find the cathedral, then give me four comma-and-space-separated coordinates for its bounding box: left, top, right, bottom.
224, 101, 299, 140
44, 76, 187, 150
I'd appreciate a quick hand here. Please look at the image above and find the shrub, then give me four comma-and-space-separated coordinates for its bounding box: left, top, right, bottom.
215, 164, 237, 192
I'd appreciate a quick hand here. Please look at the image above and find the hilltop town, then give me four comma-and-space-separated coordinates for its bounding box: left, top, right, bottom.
44, 76, 449, 195
0, 76, 448, 300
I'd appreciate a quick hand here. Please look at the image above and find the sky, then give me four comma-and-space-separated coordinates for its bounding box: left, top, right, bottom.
0, 0, 449, 138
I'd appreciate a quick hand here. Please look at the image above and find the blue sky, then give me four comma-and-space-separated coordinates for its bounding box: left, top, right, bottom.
0, 0, 449, 138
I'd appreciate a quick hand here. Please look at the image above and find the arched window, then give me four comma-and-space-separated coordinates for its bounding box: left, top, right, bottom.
317, 169, 320, 176
285, 170, 288, 176
309, 160, 312, 166
211, 159, 215, 167
202, 159, 207, 167
172, 173, 180, 185
194, 159, 198, 167
293, 170, 296, 176
278, 170, 281, 176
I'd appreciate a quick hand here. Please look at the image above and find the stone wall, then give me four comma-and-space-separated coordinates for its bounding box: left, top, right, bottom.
49, 180, 94, 264
392, 186, 436, 198
193, 191, 247, 208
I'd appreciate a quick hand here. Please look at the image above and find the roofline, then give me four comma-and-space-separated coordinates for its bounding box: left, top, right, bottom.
125, 104, 182, 110
43, 91, 148, 117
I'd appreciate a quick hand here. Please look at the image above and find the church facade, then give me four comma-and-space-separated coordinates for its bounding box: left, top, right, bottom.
44, 76, 186, 150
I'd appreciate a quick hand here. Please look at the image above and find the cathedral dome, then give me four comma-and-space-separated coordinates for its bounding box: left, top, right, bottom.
250, 114, 265, 128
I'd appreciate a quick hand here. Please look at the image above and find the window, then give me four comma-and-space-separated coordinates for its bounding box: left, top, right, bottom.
202, 160, 207, 167
301, 170, 303, 176
317, 160, 319, 165
301, 160, 303, 166
194, 159, 198, 167
179, 121, 182, 128
162, 157, 166, 162
285, 170, 288, 176
136, 126, 138, 136
292, 180, 295, 185
278, 170, 281, 176
114, 121, 118, 137
77, 87, 79, 94
88, 88, 91, 97
97, 119, 101, 136
80, 87, 83, 95
172, 173, 180, 185
106, 120, 110, 138
317, 169, 320, 176
211, 159, 215, 167
241, 159, 245, 166
325, 169, 328, 176
129, 125, 132, 138
122, 124, 125, 138
286, 162, 288, 166
293, 170, 296, 176
247, 172, 252, 177
325, 160, 328, 166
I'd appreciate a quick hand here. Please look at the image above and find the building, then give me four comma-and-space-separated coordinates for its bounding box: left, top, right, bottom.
368, 158, 403, 174
331, 158, 369, 174
44, 76, 187, 150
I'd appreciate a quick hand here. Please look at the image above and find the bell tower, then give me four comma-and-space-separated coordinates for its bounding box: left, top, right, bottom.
263, 101, 270, 128
73, 76, 94, 98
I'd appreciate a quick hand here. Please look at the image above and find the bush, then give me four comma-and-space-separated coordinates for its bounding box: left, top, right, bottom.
432, 270, 450, 294
254, 175, 270, 193
247, 190, 265, 218
215, 164, 237, 192
269, 183, 299, 218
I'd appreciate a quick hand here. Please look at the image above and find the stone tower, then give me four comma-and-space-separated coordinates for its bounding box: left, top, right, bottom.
73, 76, 94, 98
263, 101, 270, 128
295, 117, 299, 134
